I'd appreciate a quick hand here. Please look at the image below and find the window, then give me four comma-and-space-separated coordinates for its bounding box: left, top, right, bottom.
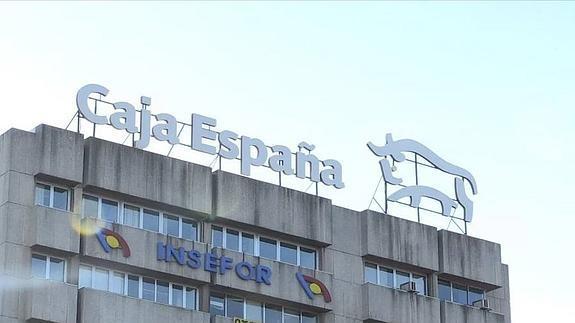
226, 229, 240, 251
182, 218, 198, 241
31, 254, 65, 282
212, 226, 224, 247
142, 277, 156, 301
280, 242, 298, 265
439, 280, 485, 306
364, 263, 428, 295
110, 272, 125, 294
83, 195, 99, 218
302, 313, 317, 323
209, 295, 225, 317
265, 304, 283, 323
242, 233, 255, 255
156, 280, 170, 305
246, 301, 262, 321
123, 204, 140, 228
185, 287, 197, 310
226, 297, 244, 318
79, 265, 92, 288
35, 183, 70, 211
163, 214, 179, 237
300, 247, 316, 270
364, 263, 378, 284
94, 268, 109, 291
143, 209, 160, 232
172, 284, 184, 307
101, 199, 119, 223
259, 237, 277, 260
127, 275, 140, 298
284, 309, 300, 323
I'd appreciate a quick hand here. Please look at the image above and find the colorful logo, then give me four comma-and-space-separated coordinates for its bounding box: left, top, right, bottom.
296, 272, 332, 303
96, 228, 131, 257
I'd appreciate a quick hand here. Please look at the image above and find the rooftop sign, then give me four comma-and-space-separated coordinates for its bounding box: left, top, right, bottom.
76, 84, 344, 189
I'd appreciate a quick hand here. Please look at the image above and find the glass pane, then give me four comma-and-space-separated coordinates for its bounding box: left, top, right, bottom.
142, 277, 156, 301
82, 195, 99, 218
185, 287, 196, 310
101, 199, 118, 223
52, 187, 69, 211
209, 295, 225, 317
123, 204, 140, 228
259, 237, 277, 260
241, 233, 255, 255
438, 280, 451, 301
49, 258, 65, 281
110, 272, 124, 294
127, 275, 139, 298
364, 263, 377, 284
226, 297, 244, 318
264, 304, 282, 323
143, 209, 159, 232
302, 313, 317, 323
172, 284, 184, 307
182, 218, 197, 241
31, 254, 47, 278
156, 280, 169, 305
246, 301, 262, 321
163, 214, 179, 237
79, 265, 92, 288
35, 184, 50, 207
468, 287, 484, 306
94, 268, 109, 291
284, 309, 300, 323
211, 226, 223, 248
413, 274, 426, 295
226, 229, 240, 251
300, 247, 316, 269
379, 267, 394, 288
396, 271, 410, 289
280, 242, 298, 265
452, 284, 467, 304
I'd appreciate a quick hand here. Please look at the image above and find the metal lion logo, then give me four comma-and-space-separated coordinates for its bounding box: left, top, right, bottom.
96, 228, 131, 257
296, 272, 332, 303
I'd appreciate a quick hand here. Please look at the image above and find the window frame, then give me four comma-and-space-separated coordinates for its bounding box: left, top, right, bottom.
35, 182, 71, 212
437, 279, 486, 305
30, 253, 66, 282
363, 262, 428, 295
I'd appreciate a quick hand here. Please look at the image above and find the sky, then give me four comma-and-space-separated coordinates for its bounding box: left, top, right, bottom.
0, 2, 574, 321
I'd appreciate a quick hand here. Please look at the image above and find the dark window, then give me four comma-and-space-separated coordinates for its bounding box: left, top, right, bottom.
396, 271, 410, 289
182, 218, 198, 241
379, 267, 394, 288
302, 313, 317, 323
185, 287, 196, 310
142, 277, 155, 301
280, 242, 298, 265
264, 304, 282, 323
156, 280, 169, 305
52, 187, 69, 211
241, 233, 255, 255
209, 294, 225, 317
438, 280, 452, 301
127, 275, 139, 298
259, 237, 277, 260
31, 254, 47, 278
211, 226, 224, 248
163, 214, 179, 237
246, 301, 262, 321
101, 199, 118, 223
226, 229, 240, 251
226, 297, 244, 318
300, 247, 316, 269
468, 287, 484, 306
452, 283, 467, 304
364, 263, 377, 284
49, 257, 65, 281
123, 204, 140, 228
413, 274, 426, 295
142, 209, 159, 232
284, 309, 300, 323
172, 284, 184, 307
82, 195, 99, 218
35, 184, 50, 207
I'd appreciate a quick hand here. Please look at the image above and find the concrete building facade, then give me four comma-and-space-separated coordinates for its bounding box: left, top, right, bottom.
0, 125, 511, 323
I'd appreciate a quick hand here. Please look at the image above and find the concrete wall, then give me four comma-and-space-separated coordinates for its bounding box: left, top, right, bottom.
212, 171, 332, 245
83, 137, 212, 215
440, 301, 505, 323
77, 288, 211, 323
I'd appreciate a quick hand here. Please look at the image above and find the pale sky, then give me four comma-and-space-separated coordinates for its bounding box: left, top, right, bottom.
1, 2, 574, 321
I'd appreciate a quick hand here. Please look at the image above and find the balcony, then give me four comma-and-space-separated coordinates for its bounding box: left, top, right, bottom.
23, 279, 78, 323
440, 301, 504, 323
362, 283, 440, 323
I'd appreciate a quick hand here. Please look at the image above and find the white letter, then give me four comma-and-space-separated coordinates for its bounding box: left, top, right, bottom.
110, 102, 138, 133
241, 136, 268, 176
268, 145, 294, 175
320, 159, 345, 188
152, 113, 179, 145
135, 109, 152, 149
218, 130, 239, 160
296, 151, 321, 182
76, 84, 109, 124
192, 114, 217, 155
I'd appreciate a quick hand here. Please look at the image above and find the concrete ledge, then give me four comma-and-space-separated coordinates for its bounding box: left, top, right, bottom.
361, 210, 439, 271
212, 248, 333, 312
0, 125, 84, 184
440, 301, 504, 323
29, 206, 80, 254
78, 287, 210, 323
438, 230, 502, 288
80, 219, 211, 284
23, 279, 77, 323
362, 283, 440, 323
83, 137, 212, 215
212, 171, 332, 245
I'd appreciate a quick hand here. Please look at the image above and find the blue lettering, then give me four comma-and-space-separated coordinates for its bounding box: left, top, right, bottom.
204, 252, 218, 273
186, 250, 201, 269
255, 265, 272, 285
166, 244, 186, 265
235, 262, 255, 281
219, 256, 233, 275
157, 242, 166, 261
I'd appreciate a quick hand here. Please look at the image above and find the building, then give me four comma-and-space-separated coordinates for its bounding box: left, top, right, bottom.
0, 124, 511, 323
